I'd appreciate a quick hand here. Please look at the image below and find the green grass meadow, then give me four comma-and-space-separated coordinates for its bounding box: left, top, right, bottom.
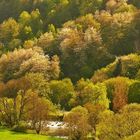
0, 128, 63, 140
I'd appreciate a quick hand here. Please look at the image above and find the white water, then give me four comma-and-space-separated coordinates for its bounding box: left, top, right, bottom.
47, 121, 66, 129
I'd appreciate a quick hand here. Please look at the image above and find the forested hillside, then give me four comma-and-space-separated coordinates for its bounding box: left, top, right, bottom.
0, 0, 140, 140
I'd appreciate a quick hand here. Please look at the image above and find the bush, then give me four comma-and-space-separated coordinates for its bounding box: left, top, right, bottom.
11, 122, 27, 133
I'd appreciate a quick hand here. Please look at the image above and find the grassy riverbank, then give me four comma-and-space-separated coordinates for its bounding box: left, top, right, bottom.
0, 128, 63, 140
